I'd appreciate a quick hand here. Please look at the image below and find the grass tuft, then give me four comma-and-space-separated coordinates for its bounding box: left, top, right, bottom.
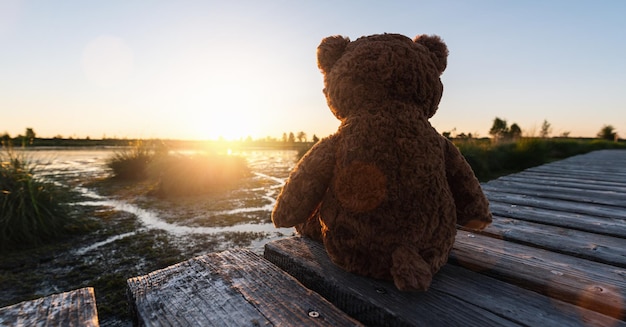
106, 141, 250, 197
106, 140, 163, 180
0, 146, 76, 250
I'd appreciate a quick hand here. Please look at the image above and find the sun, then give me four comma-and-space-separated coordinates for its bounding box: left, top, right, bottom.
172, 53, 278, 141
188, 106, 262, 141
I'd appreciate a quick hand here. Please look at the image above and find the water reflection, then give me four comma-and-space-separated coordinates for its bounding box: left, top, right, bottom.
23, 148, 297, 253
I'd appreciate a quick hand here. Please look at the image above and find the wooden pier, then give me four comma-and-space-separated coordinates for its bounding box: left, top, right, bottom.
2, 149, 624, 326
126, 149, 626, 326
0, 287, 99, 327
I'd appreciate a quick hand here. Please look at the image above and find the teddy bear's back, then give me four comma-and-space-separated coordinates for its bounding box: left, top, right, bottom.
318, 117, 457, 279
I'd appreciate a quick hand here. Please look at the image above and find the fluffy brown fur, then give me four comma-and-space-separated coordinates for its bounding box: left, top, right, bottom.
272, 33, 492, 291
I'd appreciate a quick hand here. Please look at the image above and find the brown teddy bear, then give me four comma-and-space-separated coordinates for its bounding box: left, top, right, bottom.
272, 33, 492, 291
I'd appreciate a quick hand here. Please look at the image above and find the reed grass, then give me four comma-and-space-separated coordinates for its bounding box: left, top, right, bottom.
107, 141, 250, 197
0, 146, 72, 250
106, 140, 159, 180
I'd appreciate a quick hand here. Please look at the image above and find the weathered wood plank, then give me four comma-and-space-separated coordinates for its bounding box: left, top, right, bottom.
451, 232, 626, 320
477, 216, 626, 268
487, 201, 626, 238
0, 287, 99, 327
264, 237, 623, 327
483, 189, 626, 220
482, 182, 626, 208
127, 248, 362, 327
495, 173, 626, 193
520, 169, 626, 184
533, 159, 626, 172
524, 150, 626, 178
536, 150, 626, 167
530, 161, 626, 175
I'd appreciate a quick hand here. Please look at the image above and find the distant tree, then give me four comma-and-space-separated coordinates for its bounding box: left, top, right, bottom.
560, 131, 570, 138
489, 117, 509, 142
1, 132, 10, 145
296, 131, 307, 143
442, 131, 452, 139
597, 125, 617, 141
509, 123, 522, 140
282, 132, 288, 143
25, 128, 36, 145
288, 132, 295, 143
312, 134, 320, 143
539, 120, 552, 138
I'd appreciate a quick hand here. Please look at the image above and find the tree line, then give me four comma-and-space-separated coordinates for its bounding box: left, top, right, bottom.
1, 128, 322, 149
443, 117, 620, 142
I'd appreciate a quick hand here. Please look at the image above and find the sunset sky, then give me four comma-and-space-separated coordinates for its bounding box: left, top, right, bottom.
1, 1, 625, 140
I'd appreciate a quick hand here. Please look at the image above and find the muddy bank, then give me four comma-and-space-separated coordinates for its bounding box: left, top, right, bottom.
0, 150, 297, 326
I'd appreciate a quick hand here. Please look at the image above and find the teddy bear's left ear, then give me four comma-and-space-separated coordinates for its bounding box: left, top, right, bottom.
414, 34, 448, 75
317, 35, 350, 74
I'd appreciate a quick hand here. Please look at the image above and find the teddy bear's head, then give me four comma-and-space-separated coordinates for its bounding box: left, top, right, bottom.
317, 33, 448, 120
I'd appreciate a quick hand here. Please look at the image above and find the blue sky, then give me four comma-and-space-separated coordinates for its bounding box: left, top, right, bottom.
1, 0, 625, 140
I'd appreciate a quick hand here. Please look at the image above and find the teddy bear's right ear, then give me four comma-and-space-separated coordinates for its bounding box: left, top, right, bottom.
414, 34, 448, 75
317, 35, 350, 74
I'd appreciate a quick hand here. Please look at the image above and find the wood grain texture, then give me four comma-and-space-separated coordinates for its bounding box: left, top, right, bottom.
0, 287, 99, 327
127, 248, 362, 327
479, 216, 626, 267
265, 237, 623, 327
265, 237, 520, 327
452, 232, 626, 319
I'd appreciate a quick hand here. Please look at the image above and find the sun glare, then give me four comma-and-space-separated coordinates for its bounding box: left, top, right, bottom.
159, 44, 280, 142
188, 107, 261, 141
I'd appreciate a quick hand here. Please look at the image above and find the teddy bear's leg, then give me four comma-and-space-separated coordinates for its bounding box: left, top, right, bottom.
294, 210, 323, 242
390, 246, 433, 291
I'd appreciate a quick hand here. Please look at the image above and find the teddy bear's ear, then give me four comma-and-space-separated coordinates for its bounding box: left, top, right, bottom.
317, 35, 350, 74
414, 34, 448, 75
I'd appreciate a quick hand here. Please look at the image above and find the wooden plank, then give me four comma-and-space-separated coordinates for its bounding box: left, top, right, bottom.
534, 159, 626, 172
530, 160, 626, 175
483, 181, 626, 210
486, 174, 626, 202
488, 201, 626, 238
127, 248, 361, 327
531, 150, 626, 176
451, 232, 626, 320
431, 262, 623, 327
537, 150, 626, 168
523, 150, 626, 181
483, 189, 626, 220
496, 173, 626, 193
478, 216, 626, 268
264, 237, 622, 327
0, 287, 99, 327
482, 182, 626, 208
521, 168, 626, 184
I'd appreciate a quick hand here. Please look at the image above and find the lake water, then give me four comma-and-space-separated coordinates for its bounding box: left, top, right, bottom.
19, 147, 298, 254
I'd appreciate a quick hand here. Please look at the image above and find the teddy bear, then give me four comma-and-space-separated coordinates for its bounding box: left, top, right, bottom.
272, 33, 492, 291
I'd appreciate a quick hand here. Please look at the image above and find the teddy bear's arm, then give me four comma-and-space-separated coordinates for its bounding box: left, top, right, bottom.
272, 136, 337, 228
444, 139, 493, 230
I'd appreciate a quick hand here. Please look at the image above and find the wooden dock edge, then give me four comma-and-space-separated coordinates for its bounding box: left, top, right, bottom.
126, 248, 362, 326
264, 236, 625, 327
0, 287, 99, 327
